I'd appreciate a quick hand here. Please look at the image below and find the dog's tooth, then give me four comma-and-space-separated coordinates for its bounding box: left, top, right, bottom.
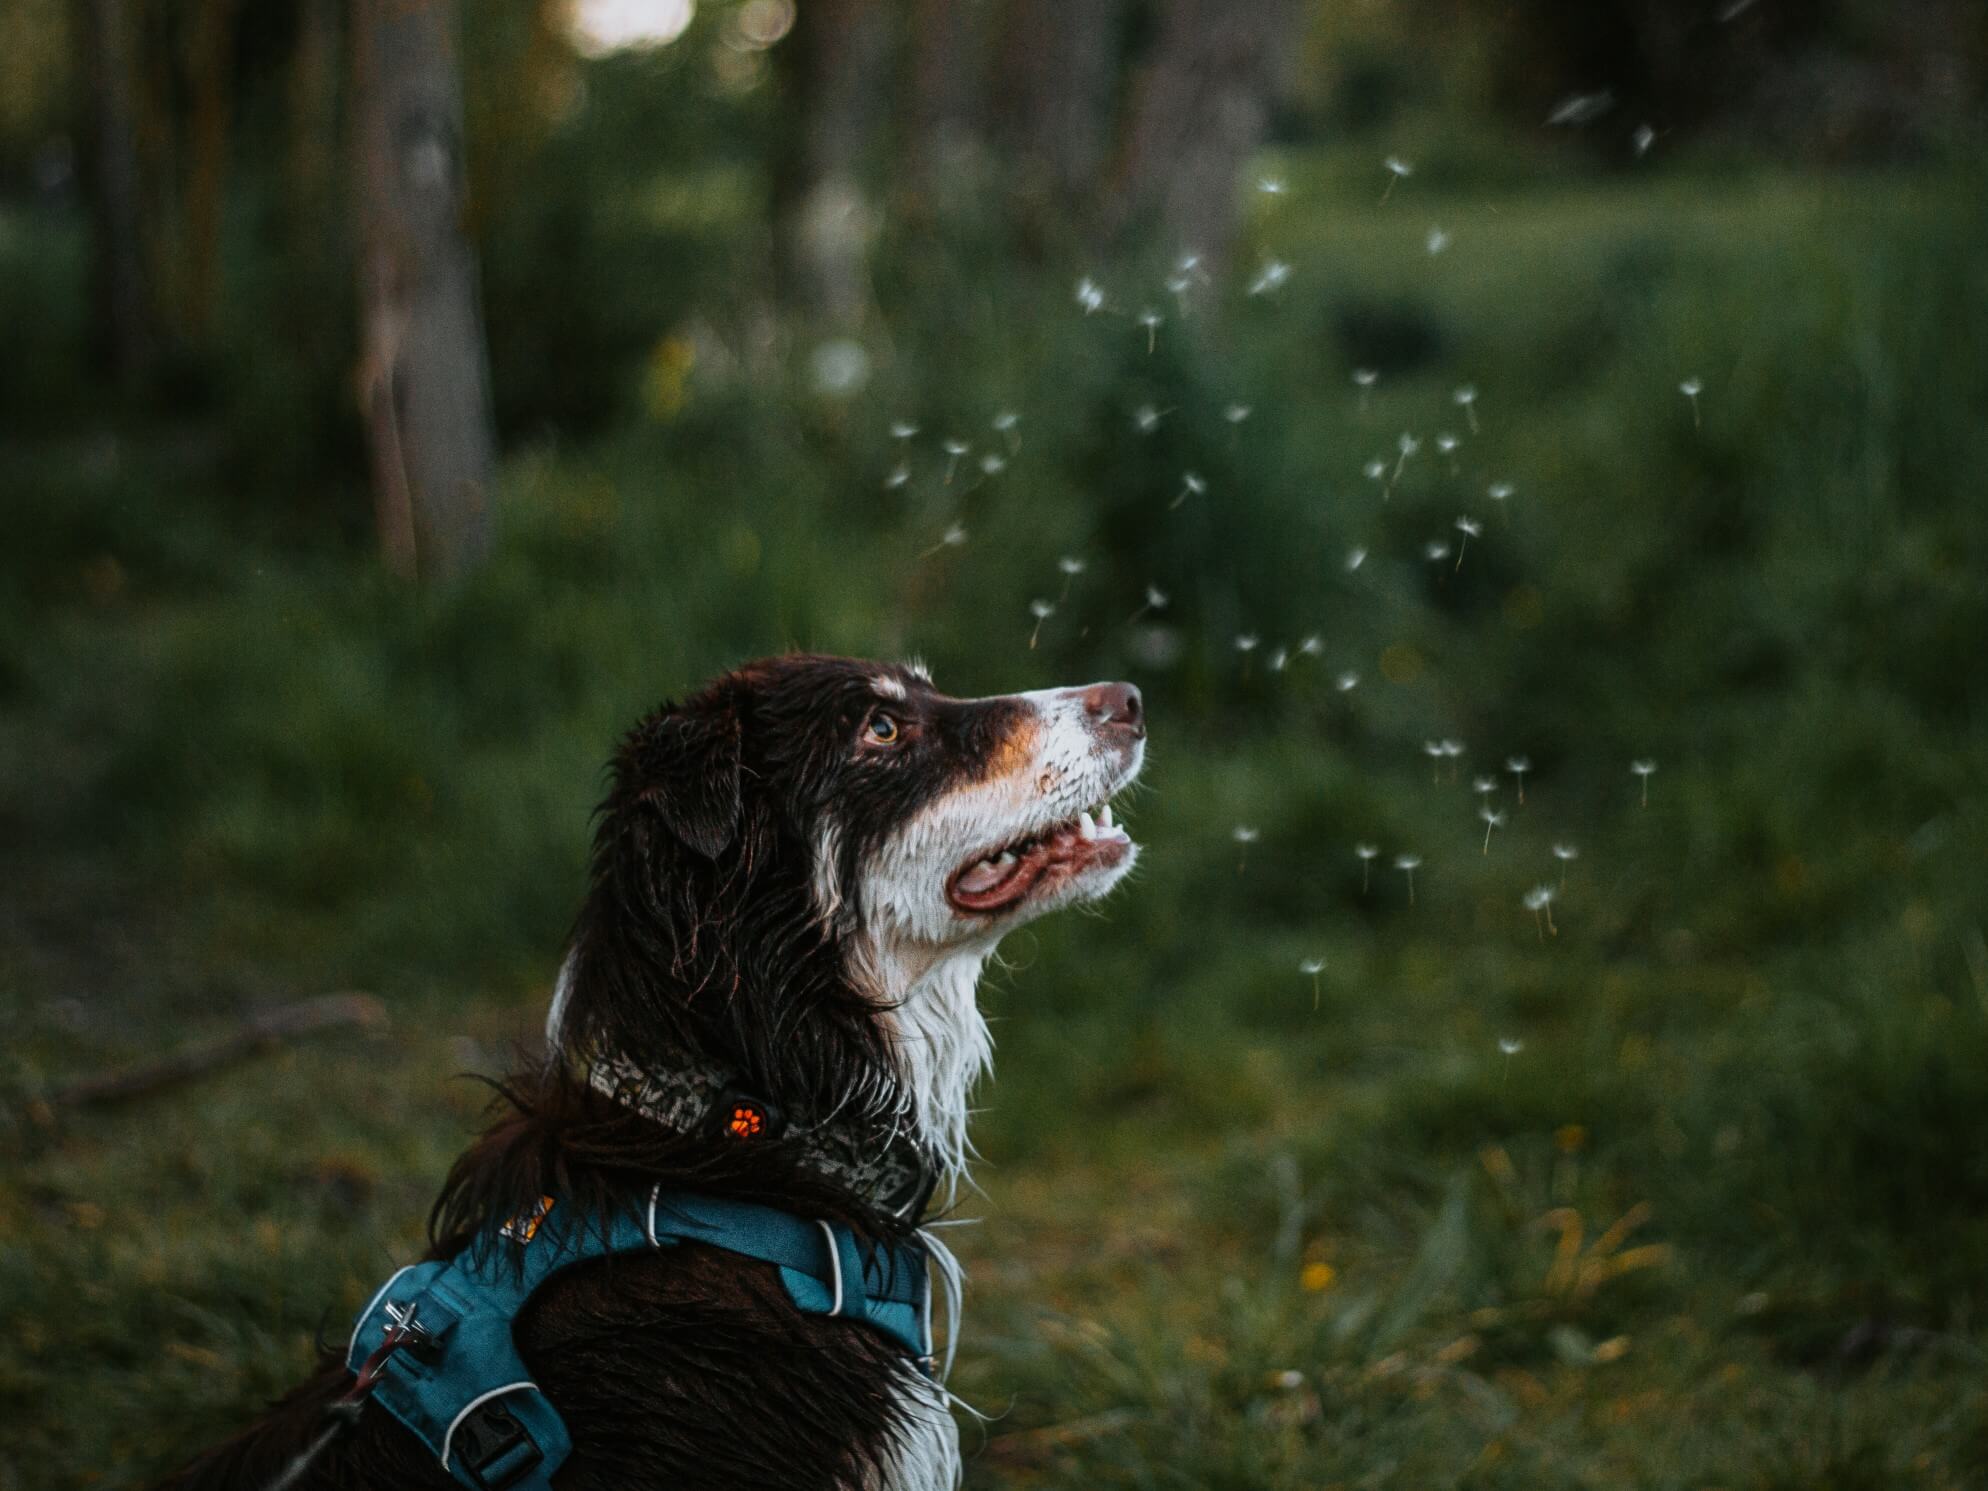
1099, 802, 1114, 829
1077, 809, 1097, 840
995, 852, 1017, 866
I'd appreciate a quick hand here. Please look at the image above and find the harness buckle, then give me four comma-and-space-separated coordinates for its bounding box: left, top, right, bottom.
453, 1400, 544, 1489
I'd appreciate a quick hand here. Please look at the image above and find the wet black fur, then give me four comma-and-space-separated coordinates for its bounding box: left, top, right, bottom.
157, 656, 1033, 1491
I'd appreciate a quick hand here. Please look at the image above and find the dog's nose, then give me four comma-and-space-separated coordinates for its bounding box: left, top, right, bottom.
1082, 682, 1144, 740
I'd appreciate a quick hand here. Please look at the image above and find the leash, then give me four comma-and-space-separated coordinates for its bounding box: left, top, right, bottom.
260, 1302, 425, 1491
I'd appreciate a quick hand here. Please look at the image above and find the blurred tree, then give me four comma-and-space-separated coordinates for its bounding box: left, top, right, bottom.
1105, 0, 1302, 269
992, 0, 1123, 241
72, 0, 153, 386
351, 0, 496, 580
906, 0, 988, 208
179, 0, 239, 337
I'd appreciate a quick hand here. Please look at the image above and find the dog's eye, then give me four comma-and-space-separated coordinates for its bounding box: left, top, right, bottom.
867, 713, 901, 746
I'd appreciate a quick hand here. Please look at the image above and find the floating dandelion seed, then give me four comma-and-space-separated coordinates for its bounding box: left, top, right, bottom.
1137, 307, 1164, 352
1424, 539, 1451, 563
1027, 598, 1055, 649
1056, 555, 1086, 602
1505, 755, 1531, 803
1436, 432, 1460, 473
1345, 547, 1368, 572
1632, 758, 1658, 806
1441, 739, 1466, 782
1392, 431, 1421, 483
1523, 884, 1557, 939
1299, 957, 1326, 1008
1270, 647, 1290, 673
1134, 404, 1164, 434
941, 438, 970, 482
1679, 377, 1703, 428
1633, 123, 1656, 157
1352, 367, 1379, 414
1473, 775, 1499, 800
1552, 841, 1579, 889
1426, 226, 1451, 256
1224, 403, 1253, 425
1364, 459, 1388, 494
1075, 276, 1105, 314
1453, 515, 1482, 570
1171, 470, 1206, 510
889, 421, 919, 440
1248, 259, 1292, 297
1336, 670, 1360, 693
1128, 583, 1169, 623
1380, 155, 1414, 202
1259, 176, 1287, 196
1299, 635, 1322, 656
1355, 842, 1380, 892
1480, 806, 1506, 854
1453, 384, 1480, 434
1487, 480, 1515, 504
1546, 90, 1615, 127
918, 523, 968, 559
1498, 1035, 1524, 1085
1233, 824, 1260, 873
1394, 853, 1422, 904
991, 409, 1021, 453
979, 453, 1006, 476
1234, 633, 1261, 654
1423, 740, 1446, 785
884, 463, 910, 490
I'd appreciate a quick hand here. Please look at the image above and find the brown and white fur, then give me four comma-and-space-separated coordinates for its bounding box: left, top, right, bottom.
161, 655, 1145, 1491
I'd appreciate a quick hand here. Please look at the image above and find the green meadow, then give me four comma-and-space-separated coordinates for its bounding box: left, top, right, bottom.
5, 135, 1987, 1487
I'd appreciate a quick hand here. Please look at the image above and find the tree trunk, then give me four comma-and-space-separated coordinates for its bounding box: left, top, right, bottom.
774, 0, 893, 327
1103, 0, 1302, 272
350, 0, 496, 581
73, 0, 153, 388
993, 0, 1122, 234
180, 0, 240, 339
905, 0, 986, 208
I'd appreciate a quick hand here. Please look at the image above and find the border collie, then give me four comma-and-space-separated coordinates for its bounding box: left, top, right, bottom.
160, 654, 1146, 1491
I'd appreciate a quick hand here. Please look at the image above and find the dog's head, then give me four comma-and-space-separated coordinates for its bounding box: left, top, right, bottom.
554, 655, 1145, 1160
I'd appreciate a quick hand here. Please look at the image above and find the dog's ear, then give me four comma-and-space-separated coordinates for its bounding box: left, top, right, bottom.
622, 692, 744, 860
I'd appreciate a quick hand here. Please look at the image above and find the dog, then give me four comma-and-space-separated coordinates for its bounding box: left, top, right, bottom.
160, 654, 1146, 1491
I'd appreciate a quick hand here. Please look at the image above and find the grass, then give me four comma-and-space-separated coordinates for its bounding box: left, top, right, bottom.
3, 154, 1987, 1489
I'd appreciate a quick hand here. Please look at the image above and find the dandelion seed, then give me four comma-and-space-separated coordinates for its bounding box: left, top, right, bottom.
1137, 307, 1163, 353
1632, 758, 1658, 807
1505, 755, 1531, 803
1441, 739, 1465, 782
1345, 546, 1368, 572
1336, 670, 1360, 693
1356, 842, 1379, 892
979, 453, 1006, 476
1364, 459, 1388, 496
1394, 852, 1422, 904
1027, 598, 1054, 649
1133, 404, 1164, 434
1473, 775, 1498, 800
1075, 276, 1105, 314
884, 463, 910, 490
1426, 226, 1451, 255
1234, 633, 1260, 654
1633, 123, 1656, 157
1248, 259, 1291, 297
889, 421, 919, 440
918, 523, 968, 559
1679, 377, 1703, 428
1166, 271, 1192, 301
1480, 805, 1506, 854
941, 438, 970, 482
1171, 470, 1206, 510
1300, 956, 1326, 1008
1453, 384, 1480, 434
1269, 647, 1290, 673
1259, 176, 1287, 196
1380, 155, 1414, 203
1424, 539, 1450, 563
1298, 635, 1322, 656
1224, 403, 1253, 425
1436, 432, 1460, 473
1498, 1034, 1523, 1085
1546, 90, 1615, 127
991, 409, 1021, 453
1127, 583, 1169, 624
1423, 740, 1445, 785
1453, 515, 1481, 571
1233, 823, 1259, 874
1523, 884, 1557, 939
1392, 431, 1421, 483
1352, 367, 1379, 414
1487, 480, 1514, 504
1057, 555, 1085, 602
1552, 841, 1579, 889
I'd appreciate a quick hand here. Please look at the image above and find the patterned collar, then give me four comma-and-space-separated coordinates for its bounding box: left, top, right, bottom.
585, 1049, 938, 1222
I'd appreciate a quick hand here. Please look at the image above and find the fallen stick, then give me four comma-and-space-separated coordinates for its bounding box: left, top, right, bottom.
43, 992, 388, 1112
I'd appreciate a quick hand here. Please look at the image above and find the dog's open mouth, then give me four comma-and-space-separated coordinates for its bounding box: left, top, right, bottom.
947, 800, 1133, 914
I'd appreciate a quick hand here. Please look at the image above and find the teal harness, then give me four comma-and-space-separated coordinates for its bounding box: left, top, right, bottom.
344, 1186, 933, 1491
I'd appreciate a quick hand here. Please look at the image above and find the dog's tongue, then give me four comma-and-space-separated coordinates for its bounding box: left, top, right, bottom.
955, 859, 1012, 895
